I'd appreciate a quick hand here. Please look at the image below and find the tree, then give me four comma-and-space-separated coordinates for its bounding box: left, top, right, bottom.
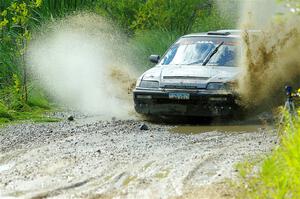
94, 0, 145, 34
94, 0, 215, 34
0, 0, 42, 103
132, 0, 211, 34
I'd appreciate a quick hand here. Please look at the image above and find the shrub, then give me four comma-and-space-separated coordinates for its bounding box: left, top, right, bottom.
237, 112, 300, 198
0, 101, 12, 120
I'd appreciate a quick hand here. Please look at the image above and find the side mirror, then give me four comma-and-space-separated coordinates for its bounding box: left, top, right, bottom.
149, 55, 160, 64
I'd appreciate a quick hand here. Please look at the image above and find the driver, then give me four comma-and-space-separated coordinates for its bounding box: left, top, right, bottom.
217, 46, 236, 66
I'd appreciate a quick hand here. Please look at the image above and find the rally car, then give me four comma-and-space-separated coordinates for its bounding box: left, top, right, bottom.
133, 30, 244, 117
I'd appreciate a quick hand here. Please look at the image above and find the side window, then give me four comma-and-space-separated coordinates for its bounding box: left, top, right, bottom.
161, 45, 178, 65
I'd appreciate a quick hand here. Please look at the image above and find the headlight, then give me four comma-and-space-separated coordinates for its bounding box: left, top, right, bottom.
206, 82, 226, 90
139, 80, 159, 88
136, 78, 142, 87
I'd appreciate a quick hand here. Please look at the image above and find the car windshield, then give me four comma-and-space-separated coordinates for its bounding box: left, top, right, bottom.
160, 36, 241, 67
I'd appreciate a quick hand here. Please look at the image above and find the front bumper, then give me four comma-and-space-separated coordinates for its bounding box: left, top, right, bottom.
133, 88, 239, 117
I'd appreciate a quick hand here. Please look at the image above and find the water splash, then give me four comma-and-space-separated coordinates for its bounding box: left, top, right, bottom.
237, 0, 300, 108
27, 13, 138, 119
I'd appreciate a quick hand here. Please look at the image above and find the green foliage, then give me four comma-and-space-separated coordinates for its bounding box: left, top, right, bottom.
94, 0, 144, 34
132, 0, 209, 34
0, 81, 57, 125
27, 85, 51, 109
0, 0, 43, 104
11, 73, 27, 110
0, 101, 13, 121
0, 0, 42, 31
237, 111, 300, 199
0, 40, 20, 87
11, 110, 61, 123
0, 85, 28, 112
0, 109, 61, 126
192, 3, 239, 32
93, 0, 234, 35
39, 0, 94, 18
130, 30, 181, 69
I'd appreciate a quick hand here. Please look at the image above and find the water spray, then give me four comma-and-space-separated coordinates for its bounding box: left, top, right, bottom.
27, 13, 138, 119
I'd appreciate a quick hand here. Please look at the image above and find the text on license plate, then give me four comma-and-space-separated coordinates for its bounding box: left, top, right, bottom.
169, 93, 190, 100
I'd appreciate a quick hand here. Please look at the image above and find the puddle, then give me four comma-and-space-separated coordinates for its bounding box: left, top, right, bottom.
171, 124, 273, 134
72, 115, 136, 126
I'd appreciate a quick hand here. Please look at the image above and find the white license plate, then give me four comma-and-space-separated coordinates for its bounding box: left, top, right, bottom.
169, 93, 190, 100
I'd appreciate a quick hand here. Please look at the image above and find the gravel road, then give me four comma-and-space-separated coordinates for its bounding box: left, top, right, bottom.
0, 117, 277, 199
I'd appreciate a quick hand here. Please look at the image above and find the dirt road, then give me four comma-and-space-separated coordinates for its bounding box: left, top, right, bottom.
0, 117, 277, 199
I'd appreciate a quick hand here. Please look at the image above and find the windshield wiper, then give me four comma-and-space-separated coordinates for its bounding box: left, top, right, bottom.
202, 41, 224, 66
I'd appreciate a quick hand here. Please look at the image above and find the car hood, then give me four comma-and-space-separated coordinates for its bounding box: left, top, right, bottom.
141, 64, 241, 89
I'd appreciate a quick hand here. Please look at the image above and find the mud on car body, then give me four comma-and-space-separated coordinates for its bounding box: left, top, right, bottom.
133, 30, 243, 117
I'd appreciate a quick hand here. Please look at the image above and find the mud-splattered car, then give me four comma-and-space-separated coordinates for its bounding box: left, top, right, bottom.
133, 30, 243, 117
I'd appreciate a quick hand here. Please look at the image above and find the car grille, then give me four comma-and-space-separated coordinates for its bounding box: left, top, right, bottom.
163, 76, 209, 80
163, 85, 198, 89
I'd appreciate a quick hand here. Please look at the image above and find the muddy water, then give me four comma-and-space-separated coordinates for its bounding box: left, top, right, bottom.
171, 124, 273, 134
237, 1, 300, 107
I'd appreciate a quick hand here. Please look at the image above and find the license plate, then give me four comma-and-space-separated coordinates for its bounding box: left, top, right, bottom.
169, 93, 190, 100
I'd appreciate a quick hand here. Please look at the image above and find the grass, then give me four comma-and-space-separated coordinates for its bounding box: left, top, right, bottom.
0, 107, 61, 126
0, 102, 13, 123
236, 111, 300, 198
38, 0, 94, 18
12, 110, 61, 123
27, 84, 52, 109
0, 86, 60, 126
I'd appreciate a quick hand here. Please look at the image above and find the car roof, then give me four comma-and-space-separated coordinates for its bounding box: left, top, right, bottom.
182, 29, 261, 39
